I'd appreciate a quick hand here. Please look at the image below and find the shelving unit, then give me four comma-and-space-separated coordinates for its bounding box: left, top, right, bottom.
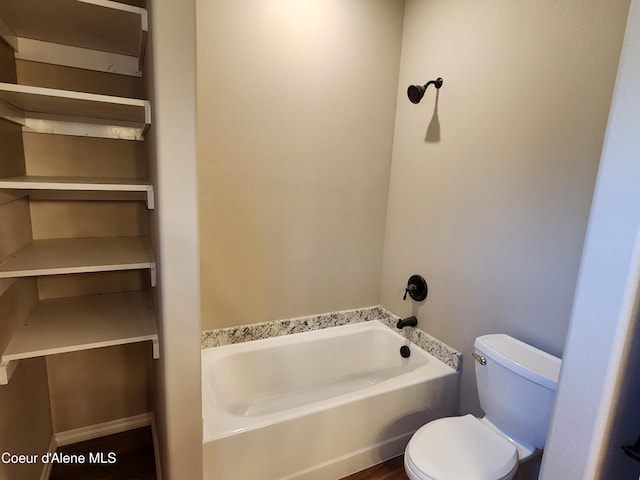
0, 291, 159, 385
0, 0, 147, 76
0, 0, 158, 385
0, 176, 155, 209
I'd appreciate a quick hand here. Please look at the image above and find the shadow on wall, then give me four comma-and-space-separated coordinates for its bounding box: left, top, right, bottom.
425, 90, 441, 143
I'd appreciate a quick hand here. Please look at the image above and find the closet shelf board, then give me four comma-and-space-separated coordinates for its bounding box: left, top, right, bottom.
0, 175, 151, 192
0, 0, 148, 58
0, 82, 150, 124
2, 290, 157, 361
0, 176, 155, 208
0, 236, 154, 279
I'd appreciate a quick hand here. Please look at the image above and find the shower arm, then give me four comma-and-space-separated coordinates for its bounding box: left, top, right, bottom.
423, 78, 443, 90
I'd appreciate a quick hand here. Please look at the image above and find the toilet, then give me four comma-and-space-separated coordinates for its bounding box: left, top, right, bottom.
404, 334, 562, 480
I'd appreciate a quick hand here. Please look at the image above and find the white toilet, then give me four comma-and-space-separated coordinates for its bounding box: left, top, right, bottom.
404, 333, 562, 480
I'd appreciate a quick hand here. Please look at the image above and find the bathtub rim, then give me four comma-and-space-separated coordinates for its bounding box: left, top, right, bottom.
204, 318, 410, 354
201, 305, 462, 371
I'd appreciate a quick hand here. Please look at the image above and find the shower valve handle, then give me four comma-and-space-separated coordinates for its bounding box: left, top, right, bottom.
403, 275, 428, 302
403, 285, 417, 300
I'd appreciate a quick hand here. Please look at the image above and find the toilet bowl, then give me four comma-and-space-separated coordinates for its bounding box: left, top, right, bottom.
404, 414, 534, 480
404, 334, 561, 480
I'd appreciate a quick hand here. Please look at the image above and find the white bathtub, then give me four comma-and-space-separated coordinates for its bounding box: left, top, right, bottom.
202, 320, 459, 480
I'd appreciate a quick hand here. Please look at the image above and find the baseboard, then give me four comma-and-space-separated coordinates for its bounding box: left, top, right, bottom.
55, 412, 153, 447
39, 435, 57, 480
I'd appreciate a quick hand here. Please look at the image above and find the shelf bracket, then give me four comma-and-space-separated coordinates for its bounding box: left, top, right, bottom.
0, 359, 18, 385
152, 338, 160, 360
145, 187, 155, 210
150, 265, 157, 288
137, 12, 148, 74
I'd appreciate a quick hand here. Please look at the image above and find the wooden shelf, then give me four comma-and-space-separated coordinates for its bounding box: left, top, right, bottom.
0, 0, 147, 76
0, 82, 150, 140
0, 236, 155, 284
0, 290, 159, 385
0, 176, 155, 208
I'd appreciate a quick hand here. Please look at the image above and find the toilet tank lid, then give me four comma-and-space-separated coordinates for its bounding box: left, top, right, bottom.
475, 334, 561, 390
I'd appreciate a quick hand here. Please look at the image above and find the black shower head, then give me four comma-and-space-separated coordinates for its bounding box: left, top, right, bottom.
407, 77, 443, 104
407, 84, 426, 104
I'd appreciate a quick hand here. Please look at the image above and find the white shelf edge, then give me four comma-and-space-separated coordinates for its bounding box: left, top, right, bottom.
0, 176, 155, 209
0, 82, 148, 109
22, 115, 146, 141
0, 290, 159, 385
0, 236, 156, 281
0, 262, 153, 278
3, 333, 158, 362
78, 0, 147, 21
0, 82, 150, 140
0, 176, 152, 191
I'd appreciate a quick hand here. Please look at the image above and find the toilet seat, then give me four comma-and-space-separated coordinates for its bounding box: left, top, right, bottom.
405, 414, 519, 480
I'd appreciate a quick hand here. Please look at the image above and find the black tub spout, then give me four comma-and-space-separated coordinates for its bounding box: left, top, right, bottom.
397, 316, 418, 329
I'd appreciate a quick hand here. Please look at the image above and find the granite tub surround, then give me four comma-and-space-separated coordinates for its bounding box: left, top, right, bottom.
201, 306, 462, 371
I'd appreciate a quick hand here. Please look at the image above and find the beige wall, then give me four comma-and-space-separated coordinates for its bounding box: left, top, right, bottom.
0, 358, 53, 480
46, 344, 153, 432
22, 132, 146, 179
16, 60, 144, 98
0, 278, 50, 480
197, 0, 405, 329
380, 0, 630, 419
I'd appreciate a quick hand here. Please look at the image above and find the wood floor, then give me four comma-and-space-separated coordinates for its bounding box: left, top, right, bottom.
339, 456, 409, 480
48, 426, 405, 480
49, 427, 156, 480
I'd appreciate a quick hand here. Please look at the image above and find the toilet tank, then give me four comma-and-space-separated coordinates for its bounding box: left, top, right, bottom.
474, 334, 561, 450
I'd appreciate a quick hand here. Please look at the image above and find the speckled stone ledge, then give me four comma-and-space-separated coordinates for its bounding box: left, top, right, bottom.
201, 306, 462, 371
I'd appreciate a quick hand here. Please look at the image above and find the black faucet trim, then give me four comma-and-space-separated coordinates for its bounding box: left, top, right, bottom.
397, 316, 418, 329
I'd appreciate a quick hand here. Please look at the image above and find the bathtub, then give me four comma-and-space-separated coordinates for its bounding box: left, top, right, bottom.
202, 320, 459, 480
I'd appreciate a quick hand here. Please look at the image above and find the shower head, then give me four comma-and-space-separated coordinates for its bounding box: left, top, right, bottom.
407, 84, 427, 104
407, 77, 443, 104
